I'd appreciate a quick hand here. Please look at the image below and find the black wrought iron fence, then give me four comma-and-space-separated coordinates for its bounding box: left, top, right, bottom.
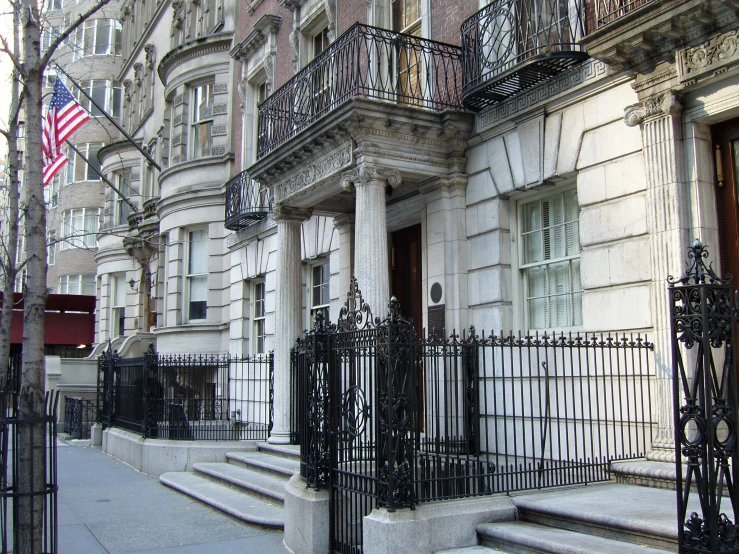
97, 345, 274, 441
224, 170, 272, 231
669, 241, 739, 554
293, 278, 656, 552
0, 386, 59, 554
63, 397, 96, 440
257, 22, 464, 158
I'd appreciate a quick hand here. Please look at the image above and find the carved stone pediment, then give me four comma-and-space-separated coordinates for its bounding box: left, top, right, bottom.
230, 14, 281, 60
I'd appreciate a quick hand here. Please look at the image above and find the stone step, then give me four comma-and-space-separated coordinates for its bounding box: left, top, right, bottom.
227, 450, 300, 479
257, 441, 300, 460
511, 484, 689, 551
478, 521, 674, 554
159, 471, 284, 528
193, 462, 288, 503
436, 546, 513, 554
611, 460, 730, 497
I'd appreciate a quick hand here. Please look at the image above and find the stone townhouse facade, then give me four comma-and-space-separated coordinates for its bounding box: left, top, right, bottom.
95, 0, 739, 473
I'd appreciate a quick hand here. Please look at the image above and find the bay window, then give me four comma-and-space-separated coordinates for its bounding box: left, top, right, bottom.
191, 82, 214, 160
75, 80, 122, 118
59, 274, 96, 295
66, 143, 104, 184
61, 208, 100, 249
186, 229, 208, 320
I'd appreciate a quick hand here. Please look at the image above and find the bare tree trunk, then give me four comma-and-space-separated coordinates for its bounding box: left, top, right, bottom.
0, 0, 23, 390
18, 0, 47, 549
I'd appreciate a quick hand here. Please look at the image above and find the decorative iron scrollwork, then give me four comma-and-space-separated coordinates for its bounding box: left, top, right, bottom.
338, 277, 374, 331
338, 385, 370, 442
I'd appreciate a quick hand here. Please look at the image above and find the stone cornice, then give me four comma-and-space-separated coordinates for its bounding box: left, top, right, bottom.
624, 91, 682, 127
230, 14, 281, 60
97, 140, 145, 165
158, 33, 233, 85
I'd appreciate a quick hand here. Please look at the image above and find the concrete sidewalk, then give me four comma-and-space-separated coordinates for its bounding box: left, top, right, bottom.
58, 439, 288, 553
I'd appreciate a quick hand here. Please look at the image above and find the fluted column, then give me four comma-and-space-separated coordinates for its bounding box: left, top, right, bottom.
625, 91, 688, 459
342, 165, 401, 316
269, 205, 312, 444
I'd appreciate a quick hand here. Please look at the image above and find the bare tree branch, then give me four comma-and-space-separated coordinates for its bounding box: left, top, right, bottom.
0, 34, 23, 72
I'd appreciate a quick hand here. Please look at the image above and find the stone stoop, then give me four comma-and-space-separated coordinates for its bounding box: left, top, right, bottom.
436, 483, 693, 554
159, 442, 300, 529
611, 459, 731, 497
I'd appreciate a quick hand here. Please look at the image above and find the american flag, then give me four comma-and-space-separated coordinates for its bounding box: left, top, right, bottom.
42, 79, 90, 186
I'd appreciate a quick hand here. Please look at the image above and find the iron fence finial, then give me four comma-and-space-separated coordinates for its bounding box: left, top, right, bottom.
668, 239, 731, 286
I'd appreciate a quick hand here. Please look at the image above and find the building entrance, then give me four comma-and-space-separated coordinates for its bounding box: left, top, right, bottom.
713, 119, 739, 292
390, 224, 422, 335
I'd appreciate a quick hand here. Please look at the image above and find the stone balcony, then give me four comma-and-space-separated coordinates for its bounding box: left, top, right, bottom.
248, 23, 473, 213
581, 0, 739, 70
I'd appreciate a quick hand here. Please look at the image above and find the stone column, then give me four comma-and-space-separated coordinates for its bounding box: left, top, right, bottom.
624, 91, 688, 459
342, 165, 401, 316
269, 205, 312, 444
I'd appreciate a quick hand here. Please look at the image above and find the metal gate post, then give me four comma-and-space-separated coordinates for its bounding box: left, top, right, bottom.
669, 240, 739, 554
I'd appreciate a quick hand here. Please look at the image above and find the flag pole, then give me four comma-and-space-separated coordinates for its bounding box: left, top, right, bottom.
52, 63, 162, 172
65, 141, 137, 211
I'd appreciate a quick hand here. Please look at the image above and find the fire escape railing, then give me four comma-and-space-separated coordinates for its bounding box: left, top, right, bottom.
224, 170, 272, 231
594, 0, 657, 28
461, 0, 588, 110
256, 22, 465, 159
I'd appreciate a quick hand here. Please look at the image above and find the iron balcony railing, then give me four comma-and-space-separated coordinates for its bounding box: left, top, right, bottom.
461, 0, 588, 110
224, 170, 272, 231
257, 23, 464, 159
594, 0, 656, 28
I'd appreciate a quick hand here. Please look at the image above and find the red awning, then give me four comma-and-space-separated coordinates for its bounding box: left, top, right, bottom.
0, 293, 96, 345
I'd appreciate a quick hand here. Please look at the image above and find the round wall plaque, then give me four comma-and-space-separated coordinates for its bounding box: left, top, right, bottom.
430, 282, 442, 304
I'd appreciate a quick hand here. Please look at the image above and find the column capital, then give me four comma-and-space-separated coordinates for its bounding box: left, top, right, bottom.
273, 205, 312, 222
341, 164, 402, 192
333, 213, 355, 228
624, 91, 682, 128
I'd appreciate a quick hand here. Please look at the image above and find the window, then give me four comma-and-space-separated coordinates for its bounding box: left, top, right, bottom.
393, 0, 422, 104
17, 122, 25, 138
186, 229, 208, 320
111, 273, 126, 337
75, 80, 122, 118
310, 262, 329, 323
519, 189, 582, 329
59, 274, 96, 295
44, 70, 57, 89
190, 82, 214, 160
44, 175, 60, 207
47, 232, 56, 265
41, 26, 62, 51
66, 143, 104, 184
47, 0, 62, 10
73, 19, 122, 60
253, 281, 266, 354
115, 174, 132, 226
16, 235, 24, 265
61, 208, 100, 249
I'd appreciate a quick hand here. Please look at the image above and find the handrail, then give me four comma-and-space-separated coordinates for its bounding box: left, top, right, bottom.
594, 0, 656, 28
257, 23, 464, 159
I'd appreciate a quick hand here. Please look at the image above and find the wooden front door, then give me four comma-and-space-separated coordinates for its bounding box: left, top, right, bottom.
391, 224, 423, 337
713, 120, 739, 291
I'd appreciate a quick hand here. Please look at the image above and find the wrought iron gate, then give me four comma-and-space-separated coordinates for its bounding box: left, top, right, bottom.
294, 278, 656, 553
294, 279, 423, 553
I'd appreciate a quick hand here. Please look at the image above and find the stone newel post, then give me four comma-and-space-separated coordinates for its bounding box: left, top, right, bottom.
341, 165, 401, 314
269, 205, 311, 444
